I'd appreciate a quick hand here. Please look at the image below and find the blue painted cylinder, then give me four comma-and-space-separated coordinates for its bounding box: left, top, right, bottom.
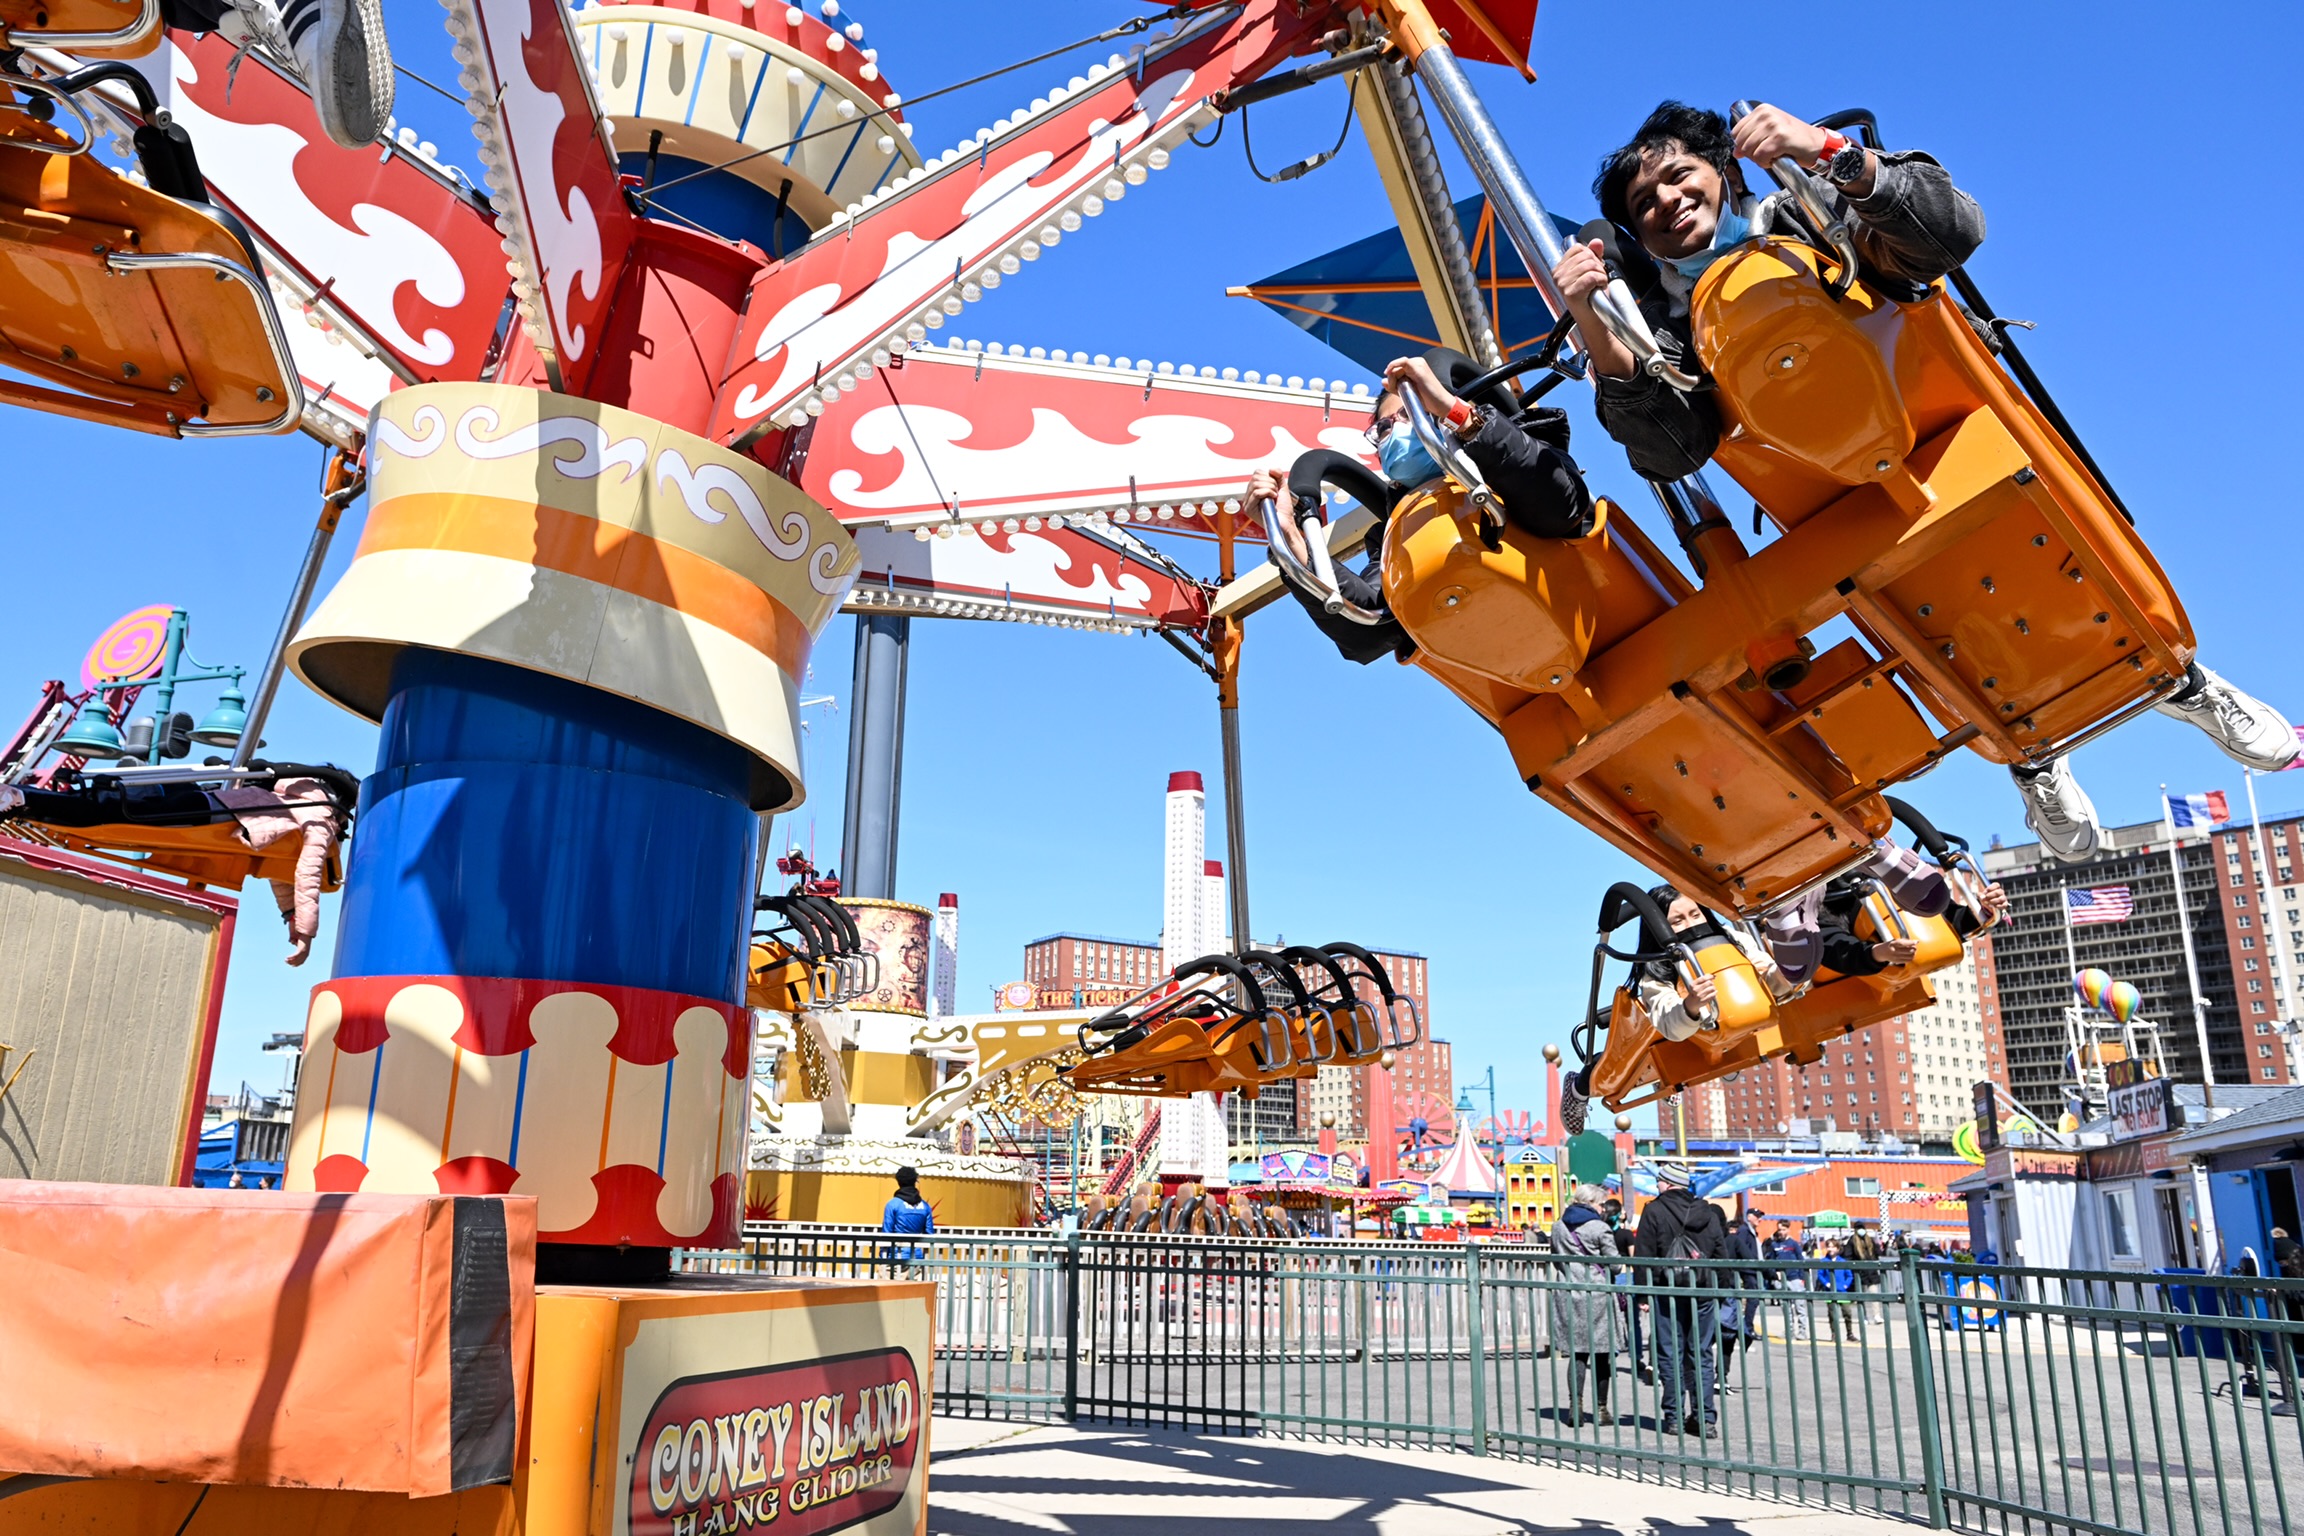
331, 650, 759, 1000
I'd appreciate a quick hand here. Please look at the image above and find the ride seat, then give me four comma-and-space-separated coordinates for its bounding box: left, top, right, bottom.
0, 0, 158, 55
0, 111, 297, 437
746, 941, 815, 1012
1692, 238, 2195, 765
35, 815, 339, 890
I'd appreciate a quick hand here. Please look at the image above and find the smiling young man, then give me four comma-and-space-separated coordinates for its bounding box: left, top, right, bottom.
1549, 99, 1983, 485
1546, 100, 2299, 855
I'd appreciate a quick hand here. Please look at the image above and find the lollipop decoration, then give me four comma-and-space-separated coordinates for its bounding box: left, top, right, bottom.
79, 605, 174, 693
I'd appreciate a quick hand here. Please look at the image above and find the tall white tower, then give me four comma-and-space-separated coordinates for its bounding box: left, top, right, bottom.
1202, 859, 1227, 954
1163, 772, 1206, 971
932, 892, 958, 1019
1158, 771, 1229, 1183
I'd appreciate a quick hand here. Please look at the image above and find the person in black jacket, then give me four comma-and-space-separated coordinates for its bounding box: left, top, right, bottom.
1717, 1208, 1763, 1388
1634, 1162, 1728, 1436
1250, 347, 1596, 665
1549, 100, 1983, 485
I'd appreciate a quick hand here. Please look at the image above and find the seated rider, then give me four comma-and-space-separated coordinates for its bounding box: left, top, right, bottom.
1640, 884, 1785, 1042
1248, 346, 1595, 663
1549, 100, 2298, 861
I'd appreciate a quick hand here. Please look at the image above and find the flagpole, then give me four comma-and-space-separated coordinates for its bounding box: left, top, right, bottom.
2060, 874, 2089, 1118
2162, 785, 2218, 1108
2244, 770, 2302, 1068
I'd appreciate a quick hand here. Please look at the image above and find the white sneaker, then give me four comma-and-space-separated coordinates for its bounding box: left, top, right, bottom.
2156, 665, 2302, 773
2012, 757, 2102, 864
228, 0, 393, 148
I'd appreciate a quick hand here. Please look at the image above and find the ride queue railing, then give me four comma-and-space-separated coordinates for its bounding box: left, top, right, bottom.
683, 1226, 2304, 1536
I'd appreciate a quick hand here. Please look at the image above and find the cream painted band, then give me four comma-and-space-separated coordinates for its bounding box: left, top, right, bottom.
290, 382, 857, 811
292, 547, 808, 810
576, 7, 923, 225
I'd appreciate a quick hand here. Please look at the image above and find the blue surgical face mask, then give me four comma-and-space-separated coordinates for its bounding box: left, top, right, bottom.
1664, 204, 1753, 280
1377, 419, 1441, 486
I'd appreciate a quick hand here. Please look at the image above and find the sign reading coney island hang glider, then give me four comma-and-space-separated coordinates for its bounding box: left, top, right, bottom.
799, 342, 1380, 537
628, 1346, 922, 1536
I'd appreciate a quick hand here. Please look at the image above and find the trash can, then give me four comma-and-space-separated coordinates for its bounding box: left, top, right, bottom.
2158, 1268, 2231, 1359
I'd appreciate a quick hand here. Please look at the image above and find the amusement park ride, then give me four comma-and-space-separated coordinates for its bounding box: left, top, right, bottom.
0, 0, 2247, 1523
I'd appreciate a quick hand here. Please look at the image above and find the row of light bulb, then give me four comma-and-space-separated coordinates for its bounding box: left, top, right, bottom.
901, 501, 1259, 542
773, 48, 1212, 430
931, 338, 1372, 396
845, 585, 1142, 634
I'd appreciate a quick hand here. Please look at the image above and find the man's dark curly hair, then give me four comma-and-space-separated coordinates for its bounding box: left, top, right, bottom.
1594, 101, 1735, 231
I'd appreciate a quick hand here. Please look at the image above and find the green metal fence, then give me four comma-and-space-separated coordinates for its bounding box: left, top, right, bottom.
687, 1226, 2304, 1535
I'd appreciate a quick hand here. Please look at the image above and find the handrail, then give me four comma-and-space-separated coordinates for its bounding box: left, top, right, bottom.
102, 249, 304, 436
1729, 98, 1859, 300
1259, 495, 1386, 626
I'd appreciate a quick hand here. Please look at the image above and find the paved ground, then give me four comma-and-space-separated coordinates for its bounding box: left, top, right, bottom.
924, 1417, 1927, 1535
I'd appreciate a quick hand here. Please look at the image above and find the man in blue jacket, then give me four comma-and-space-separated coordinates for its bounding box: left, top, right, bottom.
881, 1166, 934, 1264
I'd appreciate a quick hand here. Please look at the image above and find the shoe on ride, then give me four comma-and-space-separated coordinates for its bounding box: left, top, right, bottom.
226, 0, 394, 148
1860, 838, 1950, 917
1558, 1066, 1590, 1139
2156, 664, 2303, 773
2010, 757, 2102, 865
1759, 887, 1823, 985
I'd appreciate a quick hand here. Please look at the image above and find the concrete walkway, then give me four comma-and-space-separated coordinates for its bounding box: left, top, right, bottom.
926, 1417, 1926, 1535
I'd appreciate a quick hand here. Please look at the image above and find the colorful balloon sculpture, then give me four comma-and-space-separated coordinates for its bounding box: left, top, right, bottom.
2107, 980, 2143, 1025
2074, 968, 2114, 1010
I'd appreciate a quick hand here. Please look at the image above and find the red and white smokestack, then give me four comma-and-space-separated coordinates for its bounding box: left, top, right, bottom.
933, 893, 959, 1019
1162, 772, 1206, 972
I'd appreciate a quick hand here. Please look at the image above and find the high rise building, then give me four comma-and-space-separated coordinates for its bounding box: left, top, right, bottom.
1682, 939, 2011, 1145
2205, 811, 2303, 1084
1982, 815, 2246, 1118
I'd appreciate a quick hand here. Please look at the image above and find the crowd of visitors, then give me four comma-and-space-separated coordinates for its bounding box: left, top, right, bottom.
1542, 1164, 1977, 1436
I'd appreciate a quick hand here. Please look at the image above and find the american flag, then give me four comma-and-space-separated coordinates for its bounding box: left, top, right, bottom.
2067, 886, 2135, 925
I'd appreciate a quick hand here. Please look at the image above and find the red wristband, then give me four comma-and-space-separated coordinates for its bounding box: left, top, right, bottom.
1445, 397, 1476, 432
1811, 132, 1850, 170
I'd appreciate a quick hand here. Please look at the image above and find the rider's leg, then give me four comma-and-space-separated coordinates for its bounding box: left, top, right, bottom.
2010, 755, 2103, 865
2155, 661, 2301, 772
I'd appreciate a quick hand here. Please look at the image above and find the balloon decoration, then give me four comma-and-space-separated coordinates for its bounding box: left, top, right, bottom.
1952, 1120, 1985, 1164
2074, 968, 2114, 1011
2107, 980, 2142, 1025
78, 605, 173, 693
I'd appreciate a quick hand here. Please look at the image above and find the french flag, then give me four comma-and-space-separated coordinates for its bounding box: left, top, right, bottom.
2166, 791, 2230, 829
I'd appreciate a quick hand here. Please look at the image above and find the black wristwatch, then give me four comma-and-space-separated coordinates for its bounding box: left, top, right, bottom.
1823, 141, 1869, 188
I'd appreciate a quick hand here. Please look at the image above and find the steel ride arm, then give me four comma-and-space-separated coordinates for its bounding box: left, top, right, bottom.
705, 0, 1336, 447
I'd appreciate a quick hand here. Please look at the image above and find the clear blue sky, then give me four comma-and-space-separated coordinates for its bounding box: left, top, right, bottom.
7, 2, 2299, 1129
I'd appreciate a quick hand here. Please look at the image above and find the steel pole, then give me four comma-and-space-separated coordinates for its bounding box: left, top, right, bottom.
141, 608, 188, 762
233, 451, 357, 769
841, 613, 910, 899
2245, 770, 2303, 1058
1392, 34, 1571, 319
2160, 787, 2217, 1105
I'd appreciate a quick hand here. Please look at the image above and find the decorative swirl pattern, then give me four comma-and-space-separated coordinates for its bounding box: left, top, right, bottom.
79, 605, 173, 692
454, 405, 647, 481
657, 446, 809, 558
373, 403, 449, 461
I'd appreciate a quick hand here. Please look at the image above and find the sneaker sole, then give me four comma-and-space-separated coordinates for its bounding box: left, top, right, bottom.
307, 0, 382, 147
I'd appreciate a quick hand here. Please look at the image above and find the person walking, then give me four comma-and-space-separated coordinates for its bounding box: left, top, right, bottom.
1848, 1224, 1885, 1324
1605, 1197, 1651, 1382
1763, 1221, 1809, 1341
880, 1166, 934, 1265
1717, 1207, 1763, 1389
1824, 1242, 1862, 1342
1635, 1162, 1727, 1437
1550, 1183, 1622, 1428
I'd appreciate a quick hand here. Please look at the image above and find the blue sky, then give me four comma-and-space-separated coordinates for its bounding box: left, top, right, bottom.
7, 1, 2300, 1129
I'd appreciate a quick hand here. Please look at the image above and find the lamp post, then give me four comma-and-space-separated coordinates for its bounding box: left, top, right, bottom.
1456, 1065, 1497, 1165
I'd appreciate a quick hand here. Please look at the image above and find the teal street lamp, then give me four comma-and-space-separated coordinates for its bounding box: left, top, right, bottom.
54, 708, 126, 758
191, 686, 249, 747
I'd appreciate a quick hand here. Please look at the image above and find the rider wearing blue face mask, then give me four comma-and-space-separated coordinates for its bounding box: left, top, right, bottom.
1250, 347, 1597, 662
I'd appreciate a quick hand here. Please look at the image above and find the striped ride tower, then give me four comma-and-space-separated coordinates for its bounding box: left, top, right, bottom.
280, 381, 858, 1251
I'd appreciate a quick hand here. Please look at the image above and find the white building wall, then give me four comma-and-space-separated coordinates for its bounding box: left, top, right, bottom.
1905, 951, 1991, 1138
932, 894, 958, 1019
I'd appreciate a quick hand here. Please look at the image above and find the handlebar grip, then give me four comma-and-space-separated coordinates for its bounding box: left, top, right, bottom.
1241, 948, 1313, 1009
1884, 796, 1954, 859
1320, 941, 1396, 1000
1288, 448, 1398, 515
1280, 943, 1353, 999
1596, 880, 1678, 955
1176, 953, 1269, 1015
